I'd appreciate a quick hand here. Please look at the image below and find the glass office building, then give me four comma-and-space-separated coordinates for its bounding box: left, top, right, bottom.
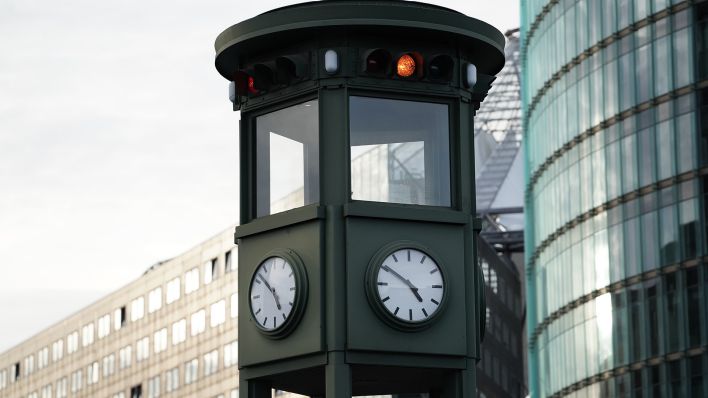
522, 0, 708, 397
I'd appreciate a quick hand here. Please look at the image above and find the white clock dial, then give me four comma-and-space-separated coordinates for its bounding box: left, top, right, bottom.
249, 256, 297, 331
375, 248, 444, 322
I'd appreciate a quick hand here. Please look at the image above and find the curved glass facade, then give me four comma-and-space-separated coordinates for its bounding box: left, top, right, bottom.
522, 0, 708, 397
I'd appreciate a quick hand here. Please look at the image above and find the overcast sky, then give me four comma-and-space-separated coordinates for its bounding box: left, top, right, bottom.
0, 0, 519, 352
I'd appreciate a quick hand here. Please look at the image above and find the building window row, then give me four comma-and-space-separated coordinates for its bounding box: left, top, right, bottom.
522, 0, 689, 116
526, 15, 694, 176
530, 94, 697, 256
4, 339, 241, 396
535, 265, 707, 394
1, 248, 237, 387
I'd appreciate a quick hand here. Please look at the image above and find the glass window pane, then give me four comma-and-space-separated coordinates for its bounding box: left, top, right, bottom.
349, 96, 450, 206
674, 28, 693, 88
256, 100, 319, 217
636, 44, 653, 103
654, 36, 672, 95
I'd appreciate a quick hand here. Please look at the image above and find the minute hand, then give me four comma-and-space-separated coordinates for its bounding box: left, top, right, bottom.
258, 274, 282, 310
381, 265, 423, 302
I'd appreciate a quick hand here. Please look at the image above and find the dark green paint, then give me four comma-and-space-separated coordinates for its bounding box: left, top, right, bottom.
216, 1, 503, 396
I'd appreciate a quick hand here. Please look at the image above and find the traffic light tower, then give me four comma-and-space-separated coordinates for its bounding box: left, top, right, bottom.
213, 2, 505, 397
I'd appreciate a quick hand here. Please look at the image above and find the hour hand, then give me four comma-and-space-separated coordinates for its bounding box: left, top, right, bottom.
382, 265, 423, 302
409, 285, 423, 302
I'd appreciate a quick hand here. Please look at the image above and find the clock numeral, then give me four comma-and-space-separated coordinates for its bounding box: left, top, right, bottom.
255, 279, 261, 284
290, 287, 296, 291
420, 255, 427, 264
255, 308, 262, 315
407, 250, 411, 261
429, 268, 438, 274
252, 295, 260, 299
394, 307, 400, 315
422, 308, 429, 317
430, 298, 440, 305
377, 282, 388, 286
273, 317, 277, 328
288, 301, 293, 307
282, 313, 286, 320
409, 309, 413, 321
432, 284, 443, 288
392, 254, 398, 262
382, 296, 390, 302
262, 317, 267, 326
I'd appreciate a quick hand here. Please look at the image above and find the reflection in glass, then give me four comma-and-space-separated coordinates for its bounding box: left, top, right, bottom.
256, 100, 319, 217
349, 96, 450, 206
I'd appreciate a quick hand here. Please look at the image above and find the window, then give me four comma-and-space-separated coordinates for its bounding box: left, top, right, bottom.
191, 309, 206, 336
0, 369, 6, 390
154, 328, 167, 354
29, 392, 38, 398
114, 306, 126, 330
231, 293, 238, 318
81, 323, 94, 347
166, 277, 180, 304
148, 287, 162, 313
224, 340, 238, 368
103, 354, 115, 377
204, 258, 217, 284
52, 339, 64, 362
136, 337, 150, 361
87, 361, 99, 385
230, 389, 239, 398
256, 99, 319, 216
11, 362, 19, 382
172, 319, 187, 345
349, 96, 450, 206
210, 300, 226, 327
37, 347, 49, 369
24, 354, 34, 376
184, 358, 199, 385
70, 369, 82, 392
203, 349, 218, 377
130, 384, 142, 398
98, 313, 111, 338
185, 268, 200, 294
148, 375, 160, 398
131, 296, 145, 321
113, 393, 126, 398
56, 377, 67, 398
41, 384, 52, 398
119, 345, 132, 369
225, 249, 235, 273
165, 367, 179, 393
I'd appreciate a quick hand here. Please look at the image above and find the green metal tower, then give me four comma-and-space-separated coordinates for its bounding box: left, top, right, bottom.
213, 2, 505, 397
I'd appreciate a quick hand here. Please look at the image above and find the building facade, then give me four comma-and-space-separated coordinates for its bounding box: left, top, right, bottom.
522, 0, 708, 397
0, 229, 241, 398
474, 29, 527, 398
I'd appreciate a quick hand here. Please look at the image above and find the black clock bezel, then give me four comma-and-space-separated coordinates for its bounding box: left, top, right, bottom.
365, 240, 449, 332
248, 248, 308, 339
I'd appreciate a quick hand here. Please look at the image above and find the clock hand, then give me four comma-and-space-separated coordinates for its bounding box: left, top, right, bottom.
381, 265, 423, 302
258, 274, 282, 310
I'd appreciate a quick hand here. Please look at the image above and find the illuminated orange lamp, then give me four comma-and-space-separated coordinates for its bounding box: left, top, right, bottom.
396, 54, 416, 77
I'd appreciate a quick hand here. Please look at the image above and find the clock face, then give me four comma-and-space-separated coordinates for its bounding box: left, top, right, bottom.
249, 256, 297, 332
374, 248, 444, 323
